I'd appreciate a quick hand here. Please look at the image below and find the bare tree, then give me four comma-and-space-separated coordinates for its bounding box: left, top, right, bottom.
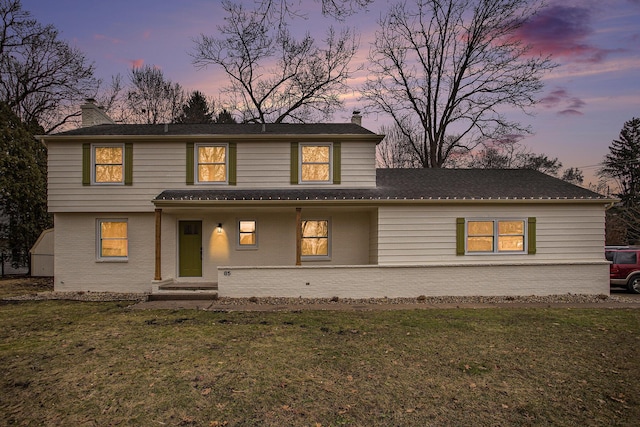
125, 65, 185, 124
255, 0, 373, 22
192, 0, 359, 123
0, 0, 98, 133
362, 0, 556, 168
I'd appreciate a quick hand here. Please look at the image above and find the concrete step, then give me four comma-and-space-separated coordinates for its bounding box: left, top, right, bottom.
158, 282, 218, 291
147, 292, 218, 301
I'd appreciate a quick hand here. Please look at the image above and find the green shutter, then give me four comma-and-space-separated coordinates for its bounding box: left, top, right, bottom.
186, 142, 194, 185
333, 142, 341, 184
82, 143, 91, 185
124, 143, 133, 185
456, 218, 465, 255
290, 142, 299, 184
527, 217, 537, 254
228, 143, 237, 185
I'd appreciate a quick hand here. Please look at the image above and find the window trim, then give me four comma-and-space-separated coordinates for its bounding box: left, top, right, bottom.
464, 218, 528, 255
237, 219, 258, 250
194, 143, 229, 185
298, 143, 333, 184
96, 219, 128, 262
300, 218, 331, 260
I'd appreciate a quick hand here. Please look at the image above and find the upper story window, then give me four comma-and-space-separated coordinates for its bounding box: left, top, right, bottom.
186, 143, 236, 185
291, 142, 340, 185
466, 219, 526, 254
301, 144, 331, 183
97, 219, 128, 261
94, 145, 123, 184
82, 143, 132, 186
197, 144, 227, 183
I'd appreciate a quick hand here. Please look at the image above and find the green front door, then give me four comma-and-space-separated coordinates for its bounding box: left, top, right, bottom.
179, 221, 202, 277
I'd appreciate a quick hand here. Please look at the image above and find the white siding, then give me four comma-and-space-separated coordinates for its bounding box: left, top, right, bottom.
48, 140, 377, 212
377, 203, 606, 265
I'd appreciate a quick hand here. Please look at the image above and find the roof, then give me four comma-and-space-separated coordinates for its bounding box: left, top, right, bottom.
50, 123, 378, 137
154, 168, 610, 205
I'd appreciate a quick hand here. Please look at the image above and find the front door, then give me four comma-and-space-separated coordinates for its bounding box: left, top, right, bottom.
179, 221, 202, 277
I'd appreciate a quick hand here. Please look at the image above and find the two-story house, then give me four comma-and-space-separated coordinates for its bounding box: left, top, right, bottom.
39, 101, 613, 298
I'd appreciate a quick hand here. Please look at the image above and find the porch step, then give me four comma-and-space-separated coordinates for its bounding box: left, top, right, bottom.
147, 293, 218, 301
149, 281, 219, 301
158, 282, 218, 291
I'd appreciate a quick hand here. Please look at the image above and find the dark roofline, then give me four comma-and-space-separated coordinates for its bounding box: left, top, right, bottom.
43, 122, 382, 138
153, 169, 613, 206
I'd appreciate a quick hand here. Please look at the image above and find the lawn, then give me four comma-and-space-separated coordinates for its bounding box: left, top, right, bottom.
1, 281, 639, 426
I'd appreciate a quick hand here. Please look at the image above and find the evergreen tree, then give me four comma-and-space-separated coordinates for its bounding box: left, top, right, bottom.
601, 118, 640, 207
214, 108, 236, 124
0, 102, 52, 270
175, 91, 213, 124
600, 118, 640, 244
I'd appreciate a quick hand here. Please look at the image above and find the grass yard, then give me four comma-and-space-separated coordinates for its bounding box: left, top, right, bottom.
1, 281, 639, 426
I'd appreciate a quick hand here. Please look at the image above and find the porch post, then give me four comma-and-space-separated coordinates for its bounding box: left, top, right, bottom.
154, 208, 162, 281
295, 207, 302, 266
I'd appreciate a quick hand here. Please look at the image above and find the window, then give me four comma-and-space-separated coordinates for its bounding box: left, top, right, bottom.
301, 220, 329, 258
94, 146, 123, 183
467, 220, 525, 253
300, 144, 331, 183
83, 143, 132, 185
290, 142, 340, 184
97, 219, 128, 260
238, 220, 257, 249
197, 144, 227, 183
456, 218, 536, 255
186, 143, 236, 185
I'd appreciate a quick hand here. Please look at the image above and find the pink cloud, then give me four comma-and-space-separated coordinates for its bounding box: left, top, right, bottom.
515, 5, 612, 63
539, 87, 586, 116
558, 109, 583, 116
129, 59, 145, 68
94, 34, 124, 45
143, 30, 152, 40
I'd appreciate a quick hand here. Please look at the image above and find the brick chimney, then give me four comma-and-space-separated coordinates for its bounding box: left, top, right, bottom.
81, 98, 115, 127
351, 110, 362, 126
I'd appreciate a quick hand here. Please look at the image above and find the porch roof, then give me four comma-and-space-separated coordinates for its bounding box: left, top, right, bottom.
154, 169, 611, 205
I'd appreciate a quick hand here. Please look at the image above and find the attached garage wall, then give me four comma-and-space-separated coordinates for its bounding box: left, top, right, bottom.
377, 203, 606, 265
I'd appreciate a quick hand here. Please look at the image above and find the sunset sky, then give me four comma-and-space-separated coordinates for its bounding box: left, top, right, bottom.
21, 0, 640, 185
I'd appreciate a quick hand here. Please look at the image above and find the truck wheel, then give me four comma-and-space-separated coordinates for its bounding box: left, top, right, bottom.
628, 276, 640, 294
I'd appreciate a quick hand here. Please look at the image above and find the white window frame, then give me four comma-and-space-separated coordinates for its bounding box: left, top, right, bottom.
301, 218, 331, 260
299, 143, 333, 184
465, 218, 527, 255
195, 143, 228, 184
237, 219, 258, 250
96, 219, 128, 262
92, 143, 124, 185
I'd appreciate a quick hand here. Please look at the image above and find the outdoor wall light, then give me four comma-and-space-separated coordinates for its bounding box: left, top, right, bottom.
217, 223, 223, 234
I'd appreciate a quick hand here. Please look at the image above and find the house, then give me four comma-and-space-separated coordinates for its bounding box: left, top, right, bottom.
39, 102, 613, 298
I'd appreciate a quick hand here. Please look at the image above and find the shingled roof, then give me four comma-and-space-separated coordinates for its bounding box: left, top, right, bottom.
154, 168, 609, 204
53, 122, 378, 136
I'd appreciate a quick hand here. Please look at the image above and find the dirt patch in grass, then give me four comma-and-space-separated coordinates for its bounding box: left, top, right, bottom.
0, 276, 52, 298
1, 300, 639, 426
